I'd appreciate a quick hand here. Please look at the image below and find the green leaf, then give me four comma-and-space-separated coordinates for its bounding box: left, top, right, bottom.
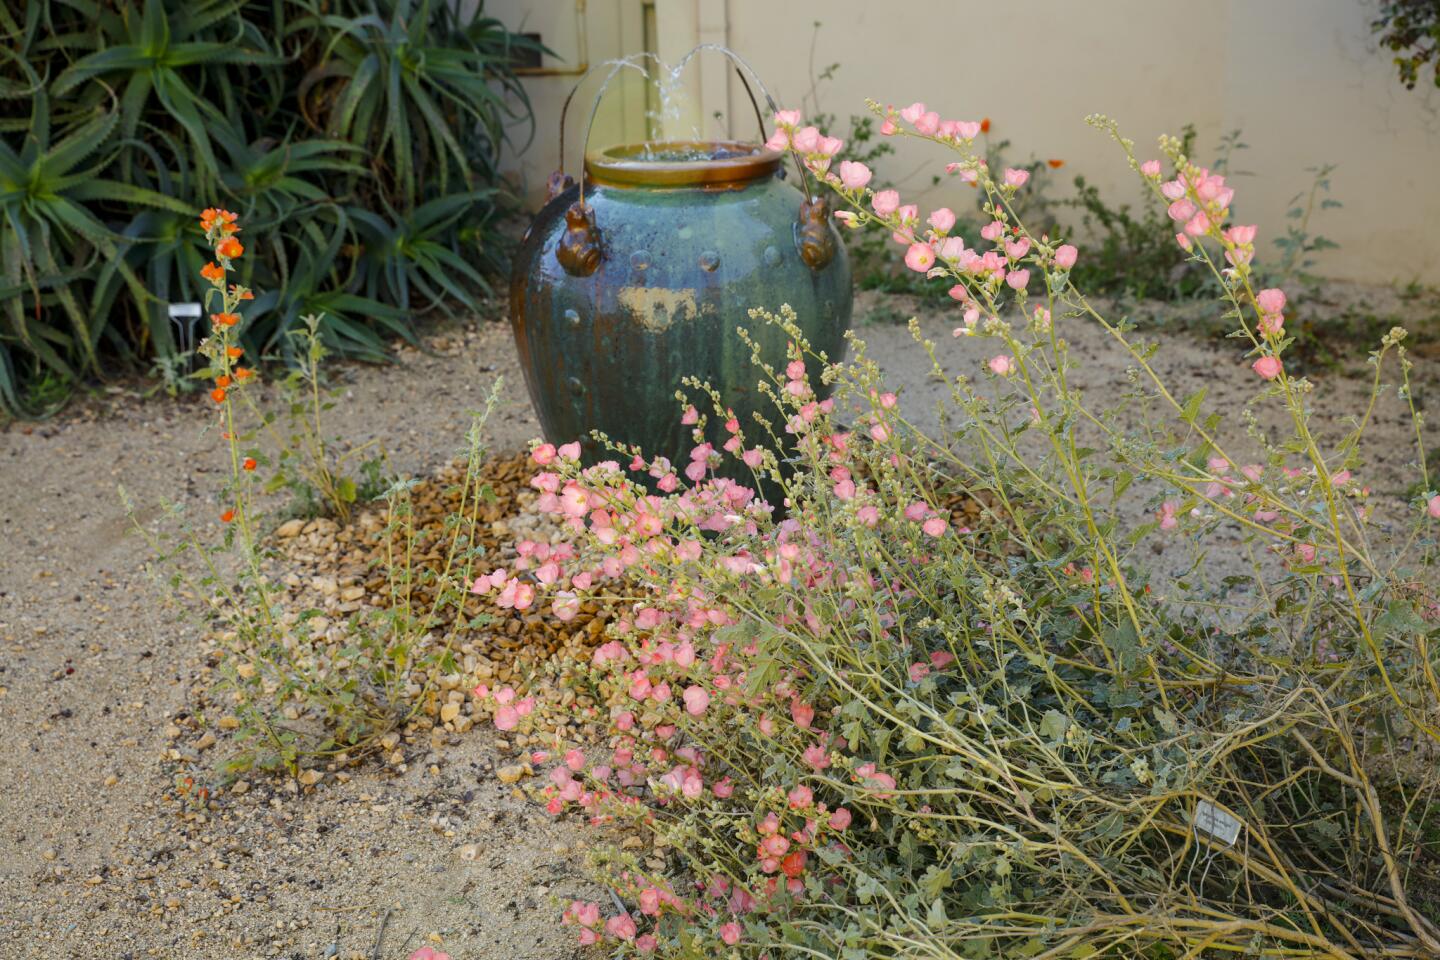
1039, 709, 1070, 742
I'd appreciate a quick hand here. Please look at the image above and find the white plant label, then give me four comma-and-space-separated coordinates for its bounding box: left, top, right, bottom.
168, 302, 203, 319
1192, 800, 1242, 846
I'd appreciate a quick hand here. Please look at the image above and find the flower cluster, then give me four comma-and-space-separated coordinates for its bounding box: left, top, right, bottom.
469, 98, 1440, 960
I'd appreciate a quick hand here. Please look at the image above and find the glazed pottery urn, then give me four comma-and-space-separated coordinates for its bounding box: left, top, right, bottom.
509, 139, 853, 474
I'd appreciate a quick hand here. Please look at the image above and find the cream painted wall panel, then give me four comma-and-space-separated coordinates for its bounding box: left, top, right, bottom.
1224, 0, 1440, 282
491, 0, 1440, 282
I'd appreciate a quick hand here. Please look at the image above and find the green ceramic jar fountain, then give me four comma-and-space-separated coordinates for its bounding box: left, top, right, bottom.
509, 60, 852, 474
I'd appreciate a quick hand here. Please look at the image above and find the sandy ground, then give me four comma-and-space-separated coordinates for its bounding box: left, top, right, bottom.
2, 289, 1437, 959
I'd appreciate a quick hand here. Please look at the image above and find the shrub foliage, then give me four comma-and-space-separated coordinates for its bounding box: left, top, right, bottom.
473, 104, 1440, 958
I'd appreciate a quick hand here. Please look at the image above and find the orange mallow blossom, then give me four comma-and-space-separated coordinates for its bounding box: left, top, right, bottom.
199, 208, 238, 235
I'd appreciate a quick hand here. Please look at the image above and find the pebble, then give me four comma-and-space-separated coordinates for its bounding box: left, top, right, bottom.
495, 763, 532, 784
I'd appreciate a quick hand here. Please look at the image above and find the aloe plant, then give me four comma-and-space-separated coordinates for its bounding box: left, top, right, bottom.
0, 0, 538, 416
0, 83, 192, 412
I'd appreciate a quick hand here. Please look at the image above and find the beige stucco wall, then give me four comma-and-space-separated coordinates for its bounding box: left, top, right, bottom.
489, 0, 1440, 284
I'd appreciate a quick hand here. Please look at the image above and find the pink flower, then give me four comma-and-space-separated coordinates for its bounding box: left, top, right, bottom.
838, 160, 872, 189
1140, 159, 1162, 177
802, 744, 831, 770
980, 220, 1005, 242
682, 685, 710, 716
605, 913, 638, 941
1175, 233, 1192, 252
954, 120, 981, 140
1167, 198, 1196, 222
1003, 167, 1030, 187
790, 699, 815, 729
1252, 355, 1283, 380
494, 704, 520, 731
947, 283, 969, 302
1429, 494, 1440, 519
927, 207, 956, 233
1227, 224, 1258, 245
558, 441, 581, 460
904, 243, 936, 272
787, 785, 813, 808
1005, 269, 1030, 291
828, 807, 852, 830
791, 126, 820, 153
988, 355, 1015, 376
1158, 500, 1180, 530
1255, 288, 1287, 315
899, 102, 927, 125
552, 592, 581, 621
720, 922, 743, 945
531, 443, 556, 465
913, 111, 941, 136
871, 189, 900, 217
922, 516, 947, 537
773, 109, 802, 128
1054, 244, 1078, 270
1004, 237, 1031, 260
636, 934, 658, 953
408, 949, 450, 960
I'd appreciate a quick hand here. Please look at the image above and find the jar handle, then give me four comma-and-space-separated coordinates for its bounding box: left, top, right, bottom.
795, 196, 837, 271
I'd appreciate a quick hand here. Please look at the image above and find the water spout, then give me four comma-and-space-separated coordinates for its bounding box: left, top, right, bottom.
555, 44, 811, 210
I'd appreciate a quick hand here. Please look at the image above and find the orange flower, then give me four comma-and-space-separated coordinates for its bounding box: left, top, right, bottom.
216, 237, 244, 260
243, 457, 257, 471
211, 387, 227, 404
980, 117, 991, 133
220, 509, 236, 523
201, 261, 225, 284
234, 367, 254, 381
212, 312, 239, 327
215, 374, 232, 389
1047, 159, 1065, 169
200, 208, 239, 234
230, 285, 254, 301
225, 346, 244, 359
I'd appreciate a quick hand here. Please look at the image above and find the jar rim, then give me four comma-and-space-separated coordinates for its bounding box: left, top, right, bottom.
584, 140, 782, 188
